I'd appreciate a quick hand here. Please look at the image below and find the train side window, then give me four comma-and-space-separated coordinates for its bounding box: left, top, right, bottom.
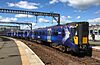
40, 31, 43, 35
99, 30, 100, 34
62, 29, 65, 37
34, 31, 37, 35
41, 31, 43, 35
48, 30, 51, 36
52, 30, 58, 36
71, 28, 76, 35
94, 32, 97, 35
90, 30, 93, 34
34, 31, 36, 35
55, 30, 58, 36
43, 31, 45, 35
37, 31, 39, 35
39, 31, 41, 35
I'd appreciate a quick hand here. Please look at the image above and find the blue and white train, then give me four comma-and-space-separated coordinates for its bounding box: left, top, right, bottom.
7, 22, 92, 56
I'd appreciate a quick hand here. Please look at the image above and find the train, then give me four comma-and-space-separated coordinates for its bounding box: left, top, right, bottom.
7, 22, 92, 56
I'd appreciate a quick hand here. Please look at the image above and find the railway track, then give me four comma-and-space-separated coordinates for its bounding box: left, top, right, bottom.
20, 39, 100, 65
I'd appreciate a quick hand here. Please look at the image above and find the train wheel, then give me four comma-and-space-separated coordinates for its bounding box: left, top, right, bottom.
87, 48, 92, 57
66, 47, 71, 52
58, 45, 66, 52
51, 43, 57, 48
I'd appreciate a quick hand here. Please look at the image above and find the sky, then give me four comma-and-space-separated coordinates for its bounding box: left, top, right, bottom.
0, 0, 100, 29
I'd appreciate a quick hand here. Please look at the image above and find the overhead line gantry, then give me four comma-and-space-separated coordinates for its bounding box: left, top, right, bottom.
0, 8, 60, 26
0, 21, 32, 30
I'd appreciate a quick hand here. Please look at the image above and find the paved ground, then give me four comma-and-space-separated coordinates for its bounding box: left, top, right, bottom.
90, 41, 100, 45
0, 36, 45, 65
0, 37, 22, 65
89, 40, 100, 52
89, 40, 100, 46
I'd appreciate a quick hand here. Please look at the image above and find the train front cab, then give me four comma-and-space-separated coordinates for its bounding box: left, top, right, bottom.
70, 22, 92, 56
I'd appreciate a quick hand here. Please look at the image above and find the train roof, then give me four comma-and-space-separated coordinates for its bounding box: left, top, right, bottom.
33, 22, 88, 30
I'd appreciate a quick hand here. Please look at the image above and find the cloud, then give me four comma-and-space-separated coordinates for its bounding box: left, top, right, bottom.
60, 16, 66, 22
0, 16, 17, 22
32, 25, 47, 29
88, 18, 100, 22
26, 22, 36, 26
49, 0, 100, 9
32, 22, 36, 26
74, 10, 82, 12
20, 22, 36, 29
67, 0, 100, 9
37, 16, 72, 24
67, 16, 72, 19
59, 0, 68, 3
0, 16, 2, 18
52, 16, 68, 23
38, 18, 49, 23
20, 25, 30, 30
7, 1, 39, 9
15, 14, 33, 18
95, 10, 100, 14
50, 0, 59, 4
87, 17, 100, 25
76, 16, 81, 19
50, 0, 67, 4
52, 16, 72, 24
60, 16, 72, 24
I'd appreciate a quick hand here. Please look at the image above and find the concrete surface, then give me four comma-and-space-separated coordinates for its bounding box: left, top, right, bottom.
4, 36, 45, 65
89, 41, 100, 46
0, 37, 22, 65
89, 40, 100, 51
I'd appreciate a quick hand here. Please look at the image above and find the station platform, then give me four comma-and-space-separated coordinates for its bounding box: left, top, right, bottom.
89, 41, 100, 51
92, 46, 100, 51
0, 36, 45, 65
89, 40, 100, 46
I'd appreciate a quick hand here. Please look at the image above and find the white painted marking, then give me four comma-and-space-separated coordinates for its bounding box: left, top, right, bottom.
92, 47, 100, 50
47, 36, 51, 42
32, 35, 34, 39
58, 32, 61, 34
38, 36, 40, 38
62, 27, 70, 43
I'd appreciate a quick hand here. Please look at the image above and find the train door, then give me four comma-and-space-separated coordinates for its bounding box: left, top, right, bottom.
70, 22, 89, 45
47, 28, 51, 42
77, 22, 89, 45
62, 26, 70, 43
70, 27, 77, 44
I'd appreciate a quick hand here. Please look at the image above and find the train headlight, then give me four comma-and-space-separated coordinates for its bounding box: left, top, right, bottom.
74, 36, 78, 45
82, 37, 88, 44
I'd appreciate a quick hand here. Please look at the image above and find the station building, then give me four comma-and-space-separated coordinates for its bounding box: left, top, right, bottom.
0, 25, 20, 36
89, 24, 100, 40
